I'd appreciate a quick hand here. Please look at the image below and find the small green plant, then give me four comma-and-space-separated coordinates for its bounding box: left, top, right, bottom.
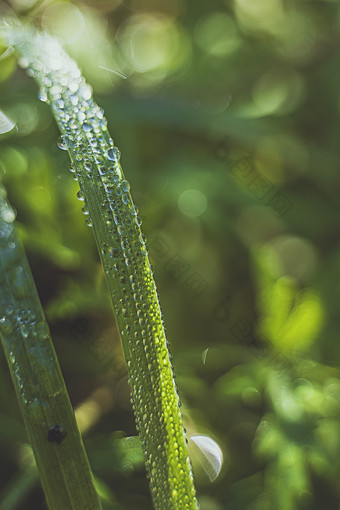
1, 22, 198, 510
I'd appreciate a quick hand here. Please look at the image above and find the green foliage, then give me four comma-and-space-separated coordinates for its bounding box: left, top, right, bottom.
253, 244, 324, 353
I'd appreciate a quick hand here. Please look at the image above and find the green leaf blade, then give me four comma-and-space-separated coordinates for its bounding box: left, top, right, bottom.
4, 24, 198, 510
0, 186, 102, 510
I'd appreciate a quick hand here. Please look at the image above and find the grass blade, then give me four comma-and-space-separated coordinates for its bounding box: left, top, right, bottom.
3, 24, 198, 510
0, 185, 102, 510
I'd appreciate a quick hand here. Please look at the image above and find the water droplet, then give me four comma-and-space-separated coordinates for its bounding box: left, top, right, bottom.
38, 88, 48, 102
20, 324, 29, 338
0, 204, 16, 223
0, 316, 13, 335
189, 435, 223, 482
57, 135, 68, 150
83, 122, 92, 133
122, 193, 130, 205
107, 147, 120, 162
56, 98, 65, 109
51, 84, 62, 96
76, 190, 84, 201
115, 185, 123, 197
79, 84, 92, 100
96, 108, 104, 120
70, 94, 78, 105
18, 57, 29, 69
94, 154, 103, 164
8, 351, 15, 364
121, 180, 130, 192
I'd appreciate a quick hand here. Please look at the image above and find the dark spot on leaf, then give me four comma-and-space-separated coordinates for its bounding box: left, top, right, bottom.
47, 425, 67, 445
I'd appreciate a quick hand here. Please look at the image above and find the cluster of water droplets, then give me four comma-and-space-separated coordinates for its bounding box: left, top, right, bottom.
0, 184, 57, 408
8, 26, 198, 509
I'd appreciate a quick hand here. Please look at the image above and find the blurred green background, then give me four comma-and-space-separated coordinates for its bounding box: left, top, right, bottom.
1, 0, 340, 508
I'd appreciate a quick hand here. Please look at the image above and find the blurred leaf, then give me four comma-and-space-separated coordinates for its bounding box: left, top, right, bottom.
253, 245, 324, 353
93, 476, 121, 510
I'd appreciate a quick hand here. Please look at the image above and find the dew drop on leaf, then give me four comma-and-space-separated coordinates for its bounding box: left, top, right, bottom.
0, 204, 16, 223
78, 83, 92, 100
18, 56, 29, 69
57, 135, 68, 150
70, 94, 78, 106
107, 147, 120, 162
0, 316, 13, 335
121, 180, 130, 193
38, 88, 48, 102
122, 193, 130, 205
76, 190, 84, 201
56, 98, 65, 109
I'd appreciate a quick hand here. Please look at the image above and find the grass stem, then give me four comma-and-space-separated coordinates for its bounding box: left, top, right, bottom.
0, 184, 102, 510
3, 24, 198, 510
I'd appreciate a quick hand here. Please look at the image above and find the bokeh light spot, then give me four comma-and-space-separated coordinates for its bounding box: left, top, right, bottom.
178, 189, 207, 217
118, 13, 191, 87
234, 0, 284, 33
195, 12, 240, 57
42, 3, 85, 44
250, 69, 304, 117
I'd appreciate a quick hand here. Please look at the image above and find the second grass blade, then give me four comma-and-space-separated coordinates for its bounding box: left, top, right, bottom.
0, 185, 102, 510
